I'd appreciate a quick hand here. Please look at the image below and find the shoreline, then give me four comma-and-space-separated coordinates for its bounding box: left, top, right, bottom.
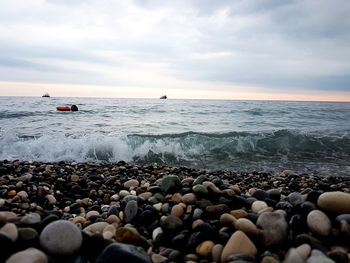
1, 160, 350, 262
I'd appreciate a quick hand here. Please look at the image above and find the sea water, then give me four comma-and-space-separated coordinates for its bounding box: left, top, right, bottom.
0, 97, 349, 176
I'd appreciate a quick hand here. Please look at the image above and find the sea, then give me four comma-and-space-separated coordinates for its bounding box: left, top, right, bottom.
0, 97, 349, 176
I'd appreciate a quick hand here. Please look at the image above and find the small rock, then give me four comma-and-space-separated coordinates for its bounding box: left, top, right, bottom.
196, 240, 215, 257
95, 243, 151, 263
182, 193, 197, 204
40, 220, 82, 255
234, 218, 260, 236
115, 227, 141, 245
0, 223, 18, 242
212, 244, 223, 263
307, 210, 331, 236
5, 248, 48, 263
21, 213, 41, 225
171, 204, 185, 217
251, 201, 268, 213
256, 211, 288, 246
124, 200, 138, 223
45, 194, 57, 205
124, 179, 140, 189
83, 222, 109, 236
221, 230, 257, 262
317, 192, 350, 214
160, 215, 183, 233
160, 175, 181, 194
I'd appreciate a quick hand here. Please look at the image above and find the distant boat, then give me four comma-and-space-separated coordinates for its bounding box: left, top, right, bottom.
42, 93, 50, 97
160, 95, 167, 99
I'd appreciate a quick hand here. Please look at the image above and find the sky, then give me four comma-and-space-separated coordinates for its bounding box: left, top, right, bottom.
0, 0, 350, 101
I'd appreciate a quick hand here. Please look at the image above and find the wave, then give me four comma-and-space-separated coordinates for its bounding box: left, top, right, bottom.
0, 130, 349, 174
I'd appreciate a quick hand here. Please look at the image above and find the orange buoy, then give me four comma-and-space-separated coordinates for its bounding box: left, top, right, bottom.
56, 106, 71, 111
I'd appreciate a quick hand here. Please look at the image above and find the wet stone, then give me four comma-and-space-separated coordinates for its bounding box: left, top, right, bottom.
95, 243, 151, 263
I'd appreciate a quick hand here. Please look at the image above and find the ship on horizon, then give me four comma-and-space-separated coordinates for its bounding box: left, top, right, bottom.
160, 95, 167, 99
42, 93, 50, 97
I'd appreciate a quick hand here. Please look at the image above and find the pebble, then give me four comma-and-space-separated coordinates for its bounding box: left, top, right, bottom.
196, 240, 215, 257
256, 211, 288, 246
221, 230, 257, 262
0, 223, 18, 242
160, 175, 181, 194
307, 210, 332, 236
5, 248, 48, 263
251, 200, 268, 213
83, 222, 109, 236
124, 179, 140, 189
182, 193, 197, 204
124, 200, 138, 223
160, 215, 183, 233
234, 218, 260, 236
171, 204, 185, 217
20, 213, 41, 225
317, 192, 350, 213
115, 227, 141, 244
95, 243, 151, 263
40, 220, 82, 255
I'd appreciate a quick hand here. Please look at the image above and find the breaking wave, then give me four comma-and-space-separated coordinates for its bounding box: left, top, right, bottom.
1, 130, 349, 175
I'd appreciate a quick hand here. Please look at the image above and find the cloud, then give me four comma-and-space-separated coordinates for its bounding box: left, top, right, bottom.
0, 0, 349, 97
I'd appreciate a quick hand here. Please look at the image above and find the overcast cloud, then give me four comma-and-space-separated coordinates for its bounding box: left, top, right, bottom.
0, 0, 349, 96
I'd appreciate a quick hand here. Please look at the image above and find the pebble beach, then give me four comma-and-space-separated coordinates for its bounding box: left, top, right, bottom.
1, 160, 350, 263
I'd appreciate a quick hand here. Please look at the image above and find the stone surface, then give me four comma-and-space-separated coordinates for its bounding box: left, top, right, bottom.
234, 218, 260, 236
20, 213, 41, 225
256, 211, 288, 246
124, 179, 140, 189
317, 192, 350, 213
124, 200, 138, 223
40, 220, 82, 255
221, 230, 257, 262
160, 175, 181, 194
0, 223, 18, 242
95, 243, 151, 263
307, 210, 332, 236
196, 240, 215, 257
5, 248, 48, 263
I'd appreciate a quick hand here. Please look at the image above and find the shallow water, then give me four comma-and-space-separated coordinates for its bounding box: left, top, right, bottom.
0, 97, 349, 175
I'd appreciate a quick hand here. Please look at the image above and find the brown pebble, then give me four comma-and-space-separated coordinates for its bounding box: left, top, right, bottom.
196, 240, 215, 257
171, 204, 185, 217
230, 209, 248, 219
182, 193, 197, 204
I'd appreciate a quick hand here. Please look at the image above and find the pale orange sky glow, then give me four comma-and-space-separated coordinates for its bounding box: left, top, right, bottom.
0, 81, 349, 102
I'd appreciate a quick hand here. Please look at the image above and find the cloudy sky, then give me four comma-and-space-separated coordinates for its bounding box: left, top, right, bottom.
0, 0, 350, 101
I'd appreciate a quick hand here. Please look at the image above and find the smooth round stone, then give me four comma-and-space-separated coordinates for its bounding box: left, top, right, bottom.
234, 218, 260, 236
0, 223, 18, 242
221, 230, 257, 262
261, 255, 280, 263
86, 210, 100, 220
20, 213, 41, 225
171, 204, 185, 217
206, 204, 229, 215
139, 192, 153, 200
212, 244, 224, 263
251, 189, 268, 201
256, 211, 288, 246
16, 191, 28, 200
83, 222, 109, 236
230, 209, 248, 219
160, 175, 181, 194
171, 193, 183, 203
193, 208, 203, 220
196, 240, 215, 257
151, 254, 168, 263
0, 212, 17, 221
70, 174, 79, 182
251, 201, 268, 213
40, 220, 82, 255
192, 184, 208, 195
317, 192, 350, 213
220, 213, 237, 226
160, 215, 183, 233
284, 248, 304, 263
106, 215, 120, 224
193, 175, 208, 185
295, 244, 311, 260
115, 227, 141, 244
153, 203, 162, 211
152, 227, 163, 240
5, 248, 48, 263
119, 190, 130, 198
124, 200, 138, 223
267, 189, 281, 201
95, 243, 151, 263
45, 194, 57, 205
124, 179, 139, 189
203, 181, 222, 194
71, 216, 86, 224
288, 192, 304, 207
182, 193, 197, 204
18, 227, 39, 243
307, 210, 331, 236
